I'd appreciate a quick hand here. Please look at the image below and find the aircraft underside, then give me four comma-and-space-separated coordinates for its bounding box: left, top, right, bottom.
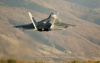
37, 27, 51, 31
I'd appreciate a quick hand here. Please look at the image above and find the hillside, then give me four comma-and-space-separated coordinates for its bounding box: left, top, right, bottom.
64, 0, 100, 25
65, 0, 100, 8
0, 0, 100, 62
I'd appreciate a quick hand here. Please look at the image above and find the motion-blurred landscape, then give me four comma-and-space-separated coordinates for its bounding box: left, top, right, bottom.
0, 0, 100, 62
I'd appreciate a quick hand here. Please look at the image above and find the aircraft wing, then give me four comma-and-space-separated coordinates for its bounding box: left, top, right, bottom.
53, 21, 75, 30
14, 12, 37, 30
14, 23, 35, 29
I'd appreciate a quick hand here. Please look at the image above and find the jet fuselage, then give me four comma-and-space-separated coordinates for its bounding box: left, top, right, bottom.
37, 22, 51, 31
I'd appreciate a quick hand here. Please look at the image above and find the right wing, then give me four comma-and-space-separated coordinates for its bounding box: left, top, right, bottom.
53, 21, 75, 30
28, 12, 37, 30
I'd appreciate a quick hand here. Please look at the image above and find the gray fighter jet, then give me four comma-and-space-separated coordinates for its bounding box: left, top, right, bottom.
15, 12, 75, 31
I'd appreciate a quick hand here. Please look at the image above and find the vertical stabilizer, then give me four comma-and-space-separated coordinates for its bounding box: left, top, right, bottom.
50, 12, 59, 29
28, 12, 37, 30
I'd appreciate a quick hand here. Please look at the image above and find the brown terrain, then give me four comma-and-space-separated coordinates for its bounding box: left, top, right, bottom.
0, 0, 100, 62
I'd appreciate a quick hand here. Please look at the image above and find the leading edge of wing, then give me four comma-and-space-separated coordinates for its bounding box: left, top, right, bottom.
14, 23, 35, 29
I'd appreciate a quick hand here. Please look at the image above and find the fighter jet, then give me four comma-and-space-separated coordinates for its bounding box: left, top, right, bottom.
15, 12, 75, 31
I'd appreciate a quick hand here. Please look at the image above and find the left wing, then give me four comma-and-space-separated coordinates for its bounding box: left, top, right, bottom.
14, 23, 35, 29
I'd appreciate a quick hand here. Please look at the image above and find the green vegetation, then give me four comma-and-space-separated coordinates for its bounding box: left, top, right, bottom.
0, 59, 100, 63
0, 59, 46, 63
7, 59, 16, 63
72, 60, 81, 63
63, 60, 100, 63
